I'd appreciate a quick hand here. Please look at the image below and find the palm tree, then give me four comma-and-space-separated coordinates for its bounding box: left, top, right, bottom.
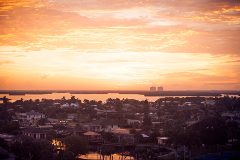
101, 125, 108, 132
76, 110, 82, 119
120, 138, 128, 160
181, 130, 201, 160
107, 146, 116, 160
135, 145, 144, 160
167, 130, 183, 160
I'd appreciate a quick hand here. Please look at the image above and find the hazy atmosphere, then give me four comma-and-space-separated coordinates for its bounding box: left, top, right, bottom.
1, 0, 240, 90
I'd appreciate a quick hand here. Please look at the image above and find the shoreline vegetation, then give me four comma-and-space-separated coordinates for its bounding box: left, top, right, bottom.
0, 90, 240, 96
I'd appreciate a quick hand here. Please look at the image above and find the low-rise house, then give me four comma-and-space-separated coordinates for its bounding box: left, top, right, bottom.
18, 110, 45, 124
152, 122, 161, 128
113, 128, 136, 143
122, 104, 135, 111
191, 113, 205, 121
157, 137, 169, 145
82, 119, 120, 132
67, 113, 77, 120
127, 119, 141, 125
149, 113, 158, 120
94, 108, 117, 115
204, 100, 215, 106
61, 103, 80, 109
83, 131, 102, 143
149, 107, 158, 113
22, 128, 46, 140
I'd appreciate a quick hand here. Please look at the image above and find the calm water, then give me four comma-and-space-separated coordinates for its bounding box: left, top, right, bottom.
0, 93, 238, 103
0, 93, 164, 103
78, 152, 134, 160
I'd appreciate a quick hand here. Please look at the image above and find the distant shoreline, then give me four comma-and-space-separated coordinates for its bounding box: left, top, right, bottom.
0, 90, 239, 96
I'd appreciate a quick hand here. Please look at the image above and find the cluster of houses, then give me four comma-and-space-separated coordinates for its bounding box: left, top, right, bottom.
1, 98, 240, 151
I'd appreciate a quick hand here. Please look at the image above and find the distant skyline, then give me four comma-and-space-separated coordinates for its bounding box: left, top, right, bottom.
0, 0, 240, 90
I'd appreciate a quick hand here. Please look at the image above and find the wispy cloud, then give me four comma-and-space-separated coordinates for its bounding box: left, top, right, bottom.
87, 59, 144, 63
40, 74, 50, 80
0, 61, 15, 65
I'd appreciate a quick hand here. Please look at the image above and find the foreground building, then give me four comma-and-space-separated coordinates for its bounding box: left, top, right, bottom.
22, 128, 46, 140
18, 110, 45, 124
82, 119, 120, 132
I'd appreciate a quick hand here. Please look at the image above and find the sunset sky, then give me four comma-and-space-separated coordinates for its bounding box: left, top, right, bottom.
0, 0, 240, 90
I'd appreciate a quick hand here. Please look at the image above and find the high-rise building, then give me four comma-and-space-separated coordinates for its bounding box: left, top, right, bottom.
158, 86, 163, 91
150, 86, 156, 91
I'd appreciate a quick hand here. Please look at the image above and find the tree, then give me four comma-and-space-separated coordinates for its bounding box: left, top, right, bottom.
181, 130, 201, 160
142, 149, 158, 160
157, 109, 165, 119
227, 120, 239, 143
11, 141, 30, 160
167, 130, 183, 160
63, 151, 75, 160
38, 118, 48, 126
115, 99, 123, 112
130, 128, 142, 144
11, 140, 47, 160
70, 95, 77, 103
120, 138, 128, 160
192, 117, 228, 146
62, 135, 89, 157
75, 123, 82, 130
0, 138, 10, 151
76, 110, 82, 119
100, 145, 116, 160
46, 130, 57, 141
135, 145, 144, 160
142, 100, 152, 129
149, 131, 161, 143
2, 96, 9, 105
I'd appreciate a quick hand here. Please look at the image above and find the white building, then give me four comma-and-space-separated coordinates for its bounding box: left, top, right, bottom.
150, 86, 156, 91
18, 110, 45, 124
61, 103, 79, 109
22, 128, 46, 140
82, 119, 120, 132
158, 86, 163, 91
157, 137, 169, 145
127, 119, 141, 125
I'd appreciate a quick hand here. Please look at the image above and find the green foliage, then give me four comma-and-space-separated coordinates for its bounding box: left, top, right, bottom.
0, 138, 10, 151
63, 151, 75, 160
62, 135, 89, 157
115, 99, 123, 112
101, 132, 114, 141
110, 138, 118, 143
142, 149, 158, 160
100, 145, 116, 156
11, 140, 49, 160
149, 131, 161, 143
75, 122, 82, 130
1, 121, 20, 135
38, 118, 48, 125
46, 129, 57, 141
192, 116, 228, 146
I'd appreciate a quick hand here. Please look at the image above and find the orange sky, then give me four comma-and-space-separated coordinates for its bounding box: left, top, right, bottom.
0, 0, 240, 90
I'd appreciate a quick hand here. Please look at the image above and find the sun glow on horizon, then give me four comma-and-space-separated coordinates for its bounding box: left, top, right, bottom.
0, 0, 240, 90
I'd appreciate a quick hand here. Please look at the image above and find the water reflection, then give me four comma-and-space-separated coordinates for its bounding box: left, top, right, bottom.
0, 92, 166, 103
0, 92, 230, 103
78, 152, 134, 160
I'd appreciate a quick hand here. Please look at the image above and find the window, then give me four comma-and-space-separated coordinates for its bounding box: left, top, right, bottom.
40, 134, 44, 139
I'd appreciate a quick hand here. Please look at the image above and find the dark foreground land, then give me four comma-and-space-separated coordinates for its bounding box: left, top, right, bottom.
0, 90, 240, 96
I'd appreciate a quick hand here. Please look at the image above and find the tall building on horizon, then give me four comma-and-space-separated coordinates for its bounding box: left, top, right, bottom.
158, 86, 163, 91
150, 86, 156, 91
